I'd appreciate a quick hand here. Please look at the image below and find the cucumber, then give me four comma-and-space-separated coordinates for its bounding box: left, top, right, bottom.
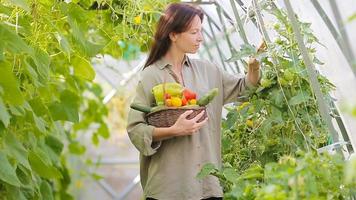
131, 103, 203, 114
150, 105, 167, 113
130, 103, 152, 113
197, 88, 219, 106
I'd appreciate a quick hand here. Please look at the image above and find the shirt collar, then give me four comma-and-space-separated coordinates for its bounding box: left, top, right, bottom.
155, 54, 192, 70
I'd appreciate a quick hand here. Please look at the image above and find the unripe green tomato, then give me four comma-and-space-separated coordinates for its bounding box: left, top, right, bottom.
284, 69, 295, 81
279, 77, 288, 86
261, 79, 272, 88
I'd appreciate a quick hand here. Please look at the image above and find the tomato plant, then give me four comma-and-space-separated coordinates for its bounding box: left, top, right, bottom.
199, 4, 355, 199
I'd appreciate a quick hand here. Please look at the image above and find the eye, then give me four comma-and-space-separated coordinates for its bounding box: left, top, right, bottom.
191, 30, 200, 34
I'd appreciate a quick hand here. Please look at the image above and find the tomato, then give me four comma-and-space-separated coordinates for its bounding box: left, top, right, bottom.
246, 119, 254, 128
181, 98, 187, 106
261, 79, 272, 88
283, 69, 294, 81
171, 97, 182, 107
278, 77, 288, 86
164, 93, 171, 100
189, 99, 197, 105
183, 88, 197, 100
165, 99, 172, 107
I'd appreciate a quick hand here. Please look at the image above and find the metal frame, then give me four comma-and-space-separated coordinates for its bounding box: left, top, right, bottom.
310, 0, 356, 76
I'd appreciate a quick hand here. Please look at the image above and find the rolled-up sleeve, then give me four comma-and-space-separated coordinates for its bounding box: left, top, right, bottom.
127, 81, 161, 156
219, 66, 262, 105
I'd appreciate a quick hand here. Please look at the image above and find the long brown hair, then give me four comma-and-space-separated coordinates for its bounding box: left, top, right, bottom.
143, 3, 204, 69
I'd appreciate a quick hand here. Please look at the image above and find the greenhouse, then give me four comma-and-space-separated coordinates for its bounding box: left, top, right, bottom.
0, 0, 356, 199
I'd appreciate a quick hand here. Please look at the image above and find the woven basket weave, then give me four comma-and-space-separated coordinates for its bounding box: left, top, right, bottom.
146, 106, 207, 127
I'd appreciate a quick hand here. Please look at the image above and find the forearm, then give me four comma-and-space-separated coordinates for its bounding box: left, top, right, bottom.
152, 127, 177, 142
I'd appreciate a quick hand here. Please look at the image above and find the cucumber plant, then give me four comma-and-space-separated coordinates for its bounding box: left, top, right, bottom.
0, 0, 170, 199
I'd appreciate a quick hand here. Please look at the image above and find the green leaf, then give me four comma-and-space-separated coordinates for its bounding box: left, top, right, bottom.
90, 83, 103, 97
0, 44, 4, 61
16, 165, 32, 185
28, 150, 62, 179
41, 142, 60, 164
0, 61, 25, 105
24, 60, 42, 87
54, 32, 71, 55
352, 106, 356, 117
0, 151, 21, 187
9, 105, 26, 116
92, 133, 99, 146
196, 163, 217, 179
69, 141, 86, 155
0, 97, 11, 127
97, 123, 109, 139
45, 135, 64, 156
4, 132, 31, 169
270, 106, 283, 123
223, 168, 239, 183
67, 14, 103, 57
348, 12, 356, 22
5, 185, 27, 200
289, 91, 309, 106
40, 180, 54, 200
0, 4, 13, 16
31, 48, 50, 82
32, 112, 47, 133
8, 0, 30, 11
72, 56, 96, 81
226, 44, 256, 62
344, 155, 356, 184
91, 172, 104, 181
49, 90, 79, 123
0, 23, 33, 54
29, 97, 47, 116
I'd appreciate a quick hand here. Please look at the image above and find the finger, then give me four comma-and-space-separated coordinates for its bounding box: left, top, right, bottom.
191, 129, 200, 134
257, 40, 266, 52
190, 110, 205, 122
248, 57, 258, 65
179, 110, 194, 119
195, 117, 209, 127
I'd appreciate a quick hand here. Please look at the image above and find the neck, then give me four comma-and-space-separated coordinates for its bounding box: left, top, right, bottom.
163, 47, 185, 71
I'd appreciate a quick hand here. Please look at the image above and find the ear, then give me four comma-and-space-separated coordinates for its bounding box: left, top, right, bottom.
169, 32, 178, 42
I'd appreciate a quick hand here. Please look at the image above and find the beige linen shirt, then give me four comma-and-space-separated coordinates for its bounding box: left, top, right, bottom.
127, 55, 258, 200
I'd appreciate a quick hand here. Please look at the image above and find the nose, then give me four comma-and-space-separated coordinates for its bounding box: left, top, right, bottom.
197, 31, 204, 43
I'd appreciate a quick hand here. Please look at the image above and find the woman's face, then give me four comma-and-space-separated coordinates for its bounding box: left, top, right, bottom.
170, 15, 204, 54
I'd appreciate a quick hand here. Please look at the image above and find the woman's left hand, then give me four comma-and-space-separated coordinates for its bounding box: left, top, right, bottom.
247, 41, 266, 86
248, 57, 260, 72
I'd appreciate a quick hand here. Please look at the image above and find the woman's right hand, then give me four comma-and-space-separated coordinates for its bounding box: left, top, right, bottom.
170, 110, 208, 136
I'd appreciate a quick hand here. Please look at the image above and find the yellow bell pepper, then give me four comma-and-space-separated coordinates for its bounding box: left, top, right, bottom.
152, 83, 183, 105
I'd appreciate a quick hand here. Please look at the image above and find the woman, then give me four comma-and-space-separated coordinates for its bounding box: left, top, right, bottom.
127, 3, 261, 200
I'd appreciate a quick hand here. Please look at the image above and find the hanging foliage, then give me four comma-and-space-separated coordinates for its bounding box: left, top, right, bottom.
0, 0, 171, 199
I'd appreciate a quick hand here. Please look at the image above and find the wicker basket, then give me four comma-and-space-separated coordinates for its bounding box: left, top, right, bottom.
146, 106, 207, 127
